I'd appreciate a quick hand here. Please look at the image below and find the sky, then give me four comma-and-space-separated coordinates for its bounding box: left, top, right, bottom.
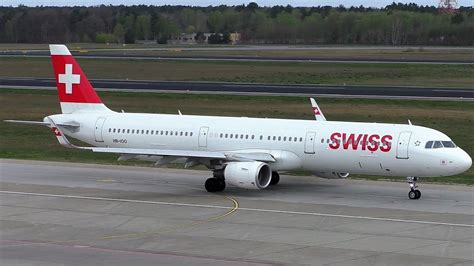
1, 0, 473, 8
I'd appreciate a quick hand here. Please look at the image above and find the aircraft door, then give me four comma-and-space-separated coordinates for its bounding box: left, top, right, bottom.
198, 126, 209, 147
396, 131, 412, 159
94, 117, 106, 142
304, 131, 316, 154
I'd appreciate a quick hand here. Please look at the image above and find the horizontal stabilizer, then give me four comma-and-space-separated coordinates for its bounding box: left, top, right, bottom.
4, 119, 80, 128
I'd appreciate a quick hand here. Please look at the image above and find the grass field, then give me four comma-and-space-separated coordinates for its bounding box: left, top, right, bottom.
1, 43, 473, 62
1, 57, 473, 88
1, 88, 473, 185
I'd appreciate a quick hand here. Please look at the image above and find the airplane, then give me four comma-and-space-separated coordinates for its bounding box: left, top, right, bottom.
5, 44, 472, 200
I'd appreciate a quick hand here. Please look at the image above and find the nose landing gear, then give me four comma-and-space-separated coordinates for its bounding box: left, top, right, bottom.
407, 176, 421, 200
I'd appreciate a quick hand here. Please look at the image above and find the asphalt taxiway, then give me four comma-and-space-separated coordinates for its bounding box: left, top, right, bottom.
1, 77, 473, 101
0, 159, 473, 265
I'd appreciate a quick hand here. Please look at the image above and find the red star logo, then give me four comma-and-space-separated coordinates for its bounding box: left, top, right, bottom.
51, 127, 61, 136
313, 107, 321, 115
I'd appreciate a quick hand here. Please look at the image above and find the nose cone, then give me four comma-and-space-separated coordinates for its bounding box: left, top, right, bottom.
458, 149, 472, 173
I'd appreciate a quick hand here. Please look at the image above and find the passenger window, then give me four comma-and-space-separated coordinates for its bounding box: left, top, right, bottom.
190, 132, 193, 136
283, 137, 287, 141
180, 132, 183, 136
278, 136, 281, 141
267, 136, 270, 140
442, 141, 456, 148
131, 129, 134, 134
260, 135, 263, 140
433, 141, 443, 149
108, 128, 111, 133
273, 136, 276, 141
230, 134, 233, 138
300, 137, 303, 142
425, 141, 433, 149
245, 135, 249, 139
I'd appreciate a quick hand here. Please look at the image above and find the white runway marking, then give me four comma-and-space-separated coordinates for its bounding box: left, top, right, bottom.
1, 190, 472, 228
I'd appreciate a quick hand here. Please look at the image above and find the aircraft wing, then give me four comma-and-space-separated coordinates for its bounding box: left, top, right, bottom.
46, 117, 275, 163
91, 148, 275, 162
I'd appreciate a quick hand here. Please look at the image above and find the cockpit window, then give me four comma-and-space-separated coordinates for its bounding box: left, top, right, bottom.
442, 141, 456, 148
425, 140, 457, 149
433, 141, 443, 149
425, 141, 433, 149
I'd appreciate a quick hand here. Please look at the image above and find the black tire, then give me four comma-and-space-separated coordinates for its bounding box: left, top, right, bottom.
414, 190, 421, 199
270, 172, 280, 186
205, 178, 218, 192
408, 190, 417, 200
217, 179, 226, 192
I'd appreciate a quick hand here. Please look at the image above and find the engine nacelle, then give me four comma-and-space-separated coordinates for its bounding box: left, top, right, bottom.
224, 161, 272, 189
313, 172, 350, 179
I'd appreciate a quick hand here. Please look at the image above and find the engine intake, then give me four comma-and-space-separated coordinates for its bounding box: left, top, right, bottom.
224, 161, 272, 189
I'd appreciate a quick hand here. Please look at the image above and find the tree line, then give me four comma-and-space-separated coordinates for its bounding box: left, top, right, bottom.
0, 3, 472, 45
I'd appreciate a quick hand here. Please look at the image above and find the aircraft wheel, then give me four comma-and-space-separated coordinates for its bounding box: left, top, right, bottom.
270, 171, 280, 186
205, 178, 219, 192
414, 189, 421, 199
408, 190, 417, 200
217, 179, 226, 192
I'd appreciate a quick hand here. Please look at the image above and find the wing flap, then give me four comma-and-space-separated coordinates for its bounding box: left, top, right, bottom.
92, 147, 227, 159
225, 152, 275, 162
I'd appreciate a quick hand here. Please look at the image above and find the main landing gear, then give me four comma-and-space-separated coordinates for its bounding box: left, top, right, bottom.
205, 169, 225, 192
407, 176, 421, 200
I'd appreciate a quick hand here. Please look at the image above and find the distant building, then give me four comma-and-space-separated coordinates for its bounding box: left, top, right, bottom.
169, 32, 240, 45
229, 33, 241, 45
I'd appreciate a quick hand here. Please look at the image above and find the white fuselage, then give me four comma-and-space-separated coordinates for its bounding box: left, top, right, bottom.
49, 112, 471, 178
48, 113, 470, 176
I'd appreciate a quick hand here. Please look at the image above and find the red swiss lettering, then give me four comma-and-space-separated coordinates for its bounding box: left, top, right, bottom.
329, 132, 341, 149
380, 135, 393, 152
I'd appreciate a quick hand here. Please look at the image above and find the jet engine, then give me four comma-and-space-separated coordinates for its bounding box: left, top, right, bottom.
224, 161, 272, 189
313, 172, 350, 179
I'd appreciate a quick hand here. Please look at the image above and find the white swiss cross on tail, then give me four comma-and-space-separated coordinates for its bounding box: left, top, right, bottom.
58, 64, 80, 94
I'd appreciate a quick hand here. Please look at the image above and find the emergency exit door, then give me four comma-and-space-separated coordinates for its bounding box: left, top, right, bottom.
198, 126, 209, 147
396, 131, 412, 159
94, 117, 106, 142
304, 131, 316, 154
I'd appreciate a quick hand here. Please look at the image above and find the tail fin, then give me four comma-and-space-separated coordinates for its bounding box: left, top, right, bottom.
50, 44, 112, 114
